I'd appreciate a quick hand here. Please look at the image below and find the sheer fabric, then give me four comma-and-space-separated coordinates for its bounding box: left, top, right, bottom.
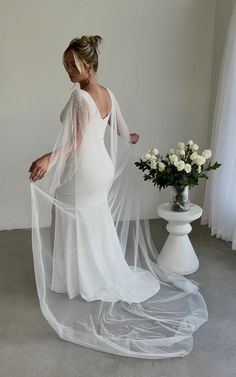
30, 83, 208, 359
201, 1, 236, 250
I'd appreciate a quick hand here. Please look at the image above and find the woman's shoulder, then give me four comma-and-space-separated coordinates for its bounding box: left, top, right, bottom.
69, 88, 92, 109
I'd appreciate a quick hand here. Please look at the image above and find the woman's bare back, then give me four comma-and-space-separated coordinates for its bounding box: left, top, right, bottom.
85, 85, 112, 119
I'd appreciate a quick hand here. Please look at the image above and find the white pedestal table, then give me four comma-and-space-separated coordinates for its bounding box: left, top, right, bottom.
156, 202, 202, 275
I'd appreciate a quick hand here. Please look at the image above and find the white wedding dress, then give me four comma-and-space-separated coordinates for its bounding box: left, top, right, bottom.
30, 85, 208, 359
50, 91, 160, 302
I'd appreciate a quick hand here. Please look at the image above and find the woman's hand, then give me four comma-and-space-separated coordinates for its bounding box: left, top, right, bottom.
130, 133, 140, 144
29, 153, 51, 182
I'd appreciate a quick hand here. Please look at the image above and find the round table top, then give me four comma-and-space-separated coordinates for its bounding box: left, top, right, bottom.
157, 202, 203, 222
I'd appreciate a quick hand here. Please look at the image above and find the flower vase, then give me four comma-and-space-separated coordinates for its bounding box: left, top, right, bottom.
170, 185, 190, 212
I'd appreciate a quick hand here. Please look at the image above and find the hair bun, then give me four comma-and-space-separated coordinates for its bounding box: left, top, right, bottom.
88, 35, 103, 50
80, 35, 103, 51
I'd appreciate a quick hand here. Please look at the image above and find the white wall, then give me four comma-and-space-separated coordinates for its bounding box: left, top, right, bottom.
0, 0, 216, 229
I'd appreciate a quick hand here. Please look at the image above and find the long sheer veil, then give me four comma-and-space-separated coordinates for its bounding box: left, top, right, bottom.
30, 83, 208, 359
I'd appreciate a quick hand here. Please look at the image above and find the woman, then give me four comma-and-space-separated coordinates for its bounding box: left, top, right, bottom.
29, 37, 139, 183
29, 35, 208, 358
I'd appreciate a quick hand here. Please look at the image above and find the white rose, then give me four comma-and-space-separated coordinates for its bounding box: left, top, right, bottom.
144, 153, 151, 161
150, 161, 157, 169
158, 162, 165, 172
177, 142, 185, 150
195, 156, 206, 166
184, 163, 192, 173
198, 166, 201, 173
175, 149, 185, 156
149, 154, 156, 159
150, 148, 159, 155
187, 140, 194, 146
190, 143, 199, 151
201, 149, 212, 159
190, 152, 199, 161
149, 155, 157, 165
169, 148, 175, 154
169, 154, 178, 163
174, 160, 185, 171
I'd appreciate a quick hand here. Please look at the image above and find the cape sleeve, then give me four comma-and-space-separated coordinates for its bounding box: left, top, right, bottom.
110, 92, 131, 145
70, 90, 90, 151
48, 89, 90, 170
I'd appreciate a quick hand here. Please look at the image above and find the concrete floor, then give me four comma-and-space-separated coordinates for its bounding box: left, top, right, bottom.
0, 219, 235, 377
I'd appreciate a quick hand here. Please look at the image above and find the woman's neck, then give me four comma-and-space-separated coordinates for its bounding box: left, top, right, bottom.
79, 75, 100, 92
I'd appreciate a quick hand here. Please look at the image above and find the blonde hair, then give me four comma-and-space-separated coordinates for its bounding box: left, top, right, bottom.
63, 35, 103, 74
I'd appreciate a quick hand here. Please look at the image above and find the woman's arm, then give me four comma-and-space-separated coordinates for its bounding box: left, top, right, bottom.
29, 98, 85, 182
29, 152, 51, 182
28, 138, 81, 182
110, 95, 140, 144
109, 114, 140, 144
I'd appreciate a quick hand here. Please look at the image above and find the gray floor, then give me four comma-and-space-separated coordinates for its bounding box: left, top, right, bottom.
0, 219, 235, 377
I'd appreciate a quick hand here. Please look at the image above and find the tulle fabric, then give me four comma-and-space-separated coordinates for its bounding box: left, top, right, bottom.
30, 83, 208, 359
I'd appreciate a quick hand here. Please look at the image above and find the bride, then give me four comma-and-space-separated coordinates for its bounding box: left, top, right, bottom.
29, 35, 208, 358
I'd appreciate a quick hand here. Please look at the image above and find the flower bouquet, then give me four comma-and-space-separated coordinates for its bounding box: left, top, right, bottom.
134, 140, 221, 212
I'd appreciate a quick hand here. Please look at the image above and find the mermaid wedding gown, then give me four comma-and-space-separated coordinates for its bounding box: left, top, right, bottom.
50, 93, 160, 302
30, 84, 208, 358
